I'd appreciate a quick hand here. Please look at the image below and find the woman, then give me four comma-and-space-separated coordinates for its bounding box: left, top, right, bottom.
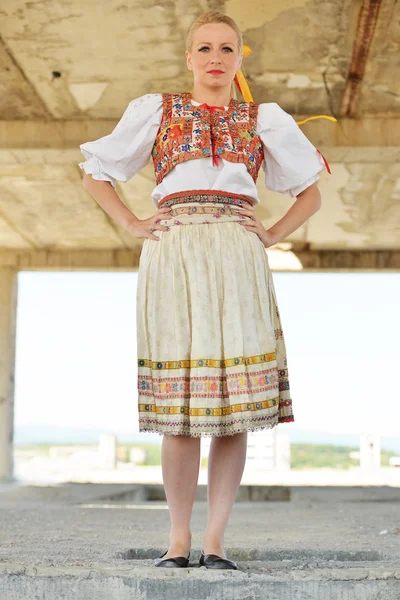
78, 10, 332, 571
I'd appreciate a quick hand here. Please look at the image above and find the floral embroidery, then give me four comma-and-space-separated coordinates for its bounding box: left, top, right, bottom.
138, 350, 277, 370
138, 391, 280, 411
158, 189, 253, 208
237, 127, 254, 142
151, 92, 264, 185
138, 368, 279, 399
137, 358, 294, 436
158, 124, 184, 146
168, 125, 182, 140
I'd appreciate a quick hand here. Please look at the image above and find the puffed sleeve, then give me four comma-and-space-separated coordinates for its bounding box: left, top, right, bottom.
257, 102, 329, 197
78, 93, 163, 188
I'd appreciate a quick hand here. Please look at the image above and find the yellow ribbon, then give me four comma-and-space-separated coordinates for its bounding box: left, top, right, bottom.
234, 45, 254, 102
235, 45, 338, 126
296, 115, 338, 125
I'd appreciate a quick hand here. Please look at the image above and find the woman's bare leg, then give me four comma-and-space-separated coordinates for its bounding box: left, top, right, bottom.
161, 434, 201, 558
203, 431, 247, 558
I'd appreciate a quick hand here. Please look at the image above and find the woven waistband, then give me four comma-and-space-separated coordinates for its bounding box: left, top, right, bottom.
158, 189, 254, 208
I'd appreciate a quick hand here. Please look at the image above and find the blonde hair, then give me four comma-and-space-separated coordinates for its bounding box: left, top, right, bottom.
186, 10, 243, 100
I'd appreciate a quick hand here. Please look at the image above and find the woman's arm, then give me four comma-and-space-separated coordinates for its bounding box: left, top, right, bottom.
83, 175, 138, 231
236, 183, 321, 247
83, 174, 172, 240
266, 183, 321, 245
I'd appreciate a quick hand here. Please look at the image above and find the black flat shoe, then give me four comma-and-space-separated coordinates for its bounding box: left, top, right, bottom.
154, 549, 191, 568
199, 550, 238, 570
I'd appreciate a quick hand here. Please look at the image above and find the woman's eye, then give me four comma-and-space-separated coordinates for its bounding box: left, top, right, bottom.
199, 46, 233, 52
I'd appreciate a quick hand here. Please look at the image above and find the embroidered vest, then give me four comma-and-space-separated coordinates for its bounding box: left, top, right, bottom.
151, 92, 264, 185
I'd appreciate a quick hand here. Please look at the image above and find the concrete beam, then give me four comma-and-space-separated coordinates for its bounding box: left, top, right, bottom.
0, 117, 400, 148
295, 250, 400, 270
0, 268, 17, 481
0, 147, 399, 165
0, 249, 398, 271
0, 249, 143, 270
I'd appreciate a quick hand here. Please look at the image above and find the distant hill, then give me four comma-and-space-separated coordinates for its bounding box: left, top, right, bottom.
13, 424, 400, 455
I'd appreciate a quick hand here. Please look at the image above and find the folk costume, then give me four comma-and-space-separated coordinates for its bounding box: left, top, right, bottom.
78, 46, 335, 437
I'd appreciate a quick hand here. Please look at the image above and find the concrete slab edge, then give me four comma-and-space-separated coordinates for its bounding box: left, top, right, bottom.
1, 563, 400, 581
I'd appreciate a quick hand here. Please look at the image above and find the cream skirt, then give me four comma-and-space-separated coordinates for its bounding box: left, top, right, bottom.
136, 189, 294, 437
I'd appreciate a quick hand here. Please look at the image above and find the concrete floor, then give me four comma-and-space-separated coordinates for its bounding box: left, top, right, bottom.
0, 482, 399, 599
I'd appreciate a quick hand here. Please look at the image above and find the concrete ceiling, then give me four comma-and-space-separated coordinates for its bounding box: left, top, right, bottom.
0, 0, 399, 269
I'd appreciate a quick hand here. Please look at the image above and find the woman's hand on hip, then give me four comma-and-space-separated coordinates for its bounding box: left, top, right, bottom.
235, 205, 277, 248
127, 206, 173, 241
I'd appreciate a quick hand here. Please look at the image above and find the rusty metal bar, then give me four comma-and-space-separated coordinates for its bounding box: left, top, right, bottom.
340, 0, 383, 118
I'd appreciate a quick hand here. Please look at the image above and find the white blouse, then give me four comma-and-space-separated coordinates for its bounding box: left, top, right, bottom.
78, 93, 326, 208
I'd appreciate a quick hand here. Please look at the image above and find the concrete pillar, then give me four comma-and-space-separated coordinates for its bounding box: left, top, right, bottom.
0, 267, 18, 481
98, 433, 117, 469
360, 433, 381, 469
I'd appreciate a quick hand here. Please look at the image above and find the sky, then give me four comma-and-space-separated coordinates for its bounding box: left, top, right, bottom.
14, 270, 399, 440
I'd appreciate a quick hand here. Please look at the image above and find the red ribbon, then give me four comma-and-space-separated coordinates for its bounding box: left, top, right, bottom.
316, 149, 332, 174
199, 103, 225, 167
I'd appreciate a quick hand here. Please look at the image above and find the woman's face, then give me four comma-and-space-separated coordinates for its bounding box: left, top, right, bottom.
186, 23, 242, 90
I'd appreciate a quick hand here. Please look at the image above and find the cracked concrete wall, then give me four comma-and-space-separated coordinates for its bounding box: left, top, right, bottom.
1, 0, 398, 117
0, 0, 399, 255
